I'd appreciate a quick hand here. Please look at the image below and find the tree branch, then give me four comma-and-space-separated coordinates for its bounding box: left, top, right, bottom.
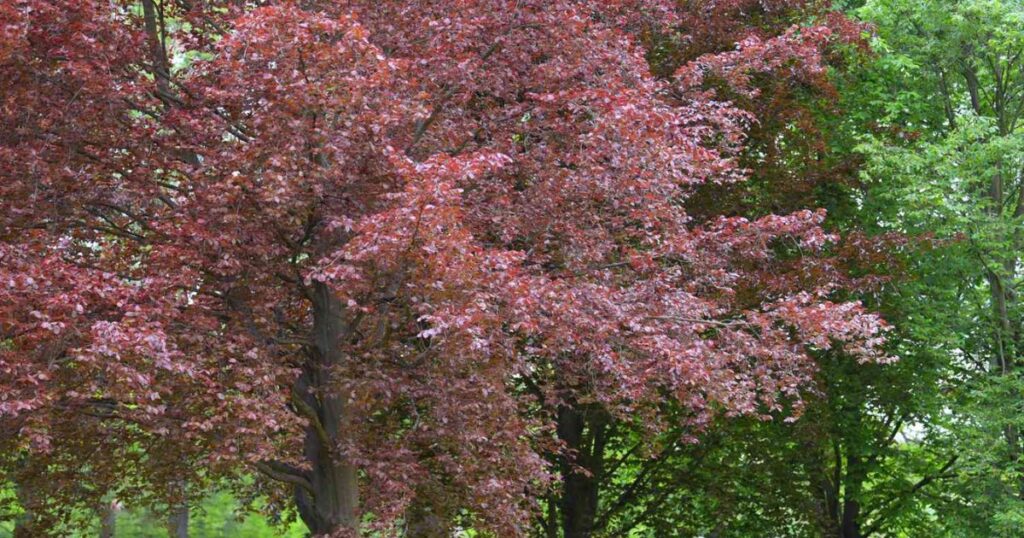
290, 390, 332, 452
255, 461, 314, 495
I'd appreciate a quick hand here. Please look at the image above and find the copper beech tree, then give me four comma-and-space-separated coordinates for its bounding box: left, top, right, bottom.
1, 1, 886, 536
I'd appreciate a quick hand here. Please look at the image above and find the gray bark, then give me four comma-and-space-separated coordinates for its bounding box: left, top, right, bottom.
99, 501, 117, 538
167, 505, 187, 538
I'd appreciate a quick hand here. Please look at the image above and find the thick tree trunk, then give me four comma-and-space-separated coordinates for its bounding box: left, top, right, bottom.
294, 281, 360, 535
839, 498, 862, 538
167, 505, 188, 538
557, 405, 608, 538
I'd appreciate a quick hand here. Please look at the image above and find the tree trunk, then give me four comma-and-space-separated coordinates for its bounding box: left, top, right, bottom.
839, 498, 862, 538
985, 78, 1024, 499
167, 505, 187, 538
12, 475, 34, 538
294, 281, 360, 535
557, 405, 608, 538
404, 492, 450, 538
405, 510, 447, 538
99, 501, 118, 538
839, 409, 866, 538
12, 516, 33, 538
140, 0, 171, 101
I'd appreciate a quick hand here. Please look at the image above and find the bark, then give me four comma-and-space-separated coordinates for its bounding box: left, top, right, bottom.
99, 501, 118, 538
839, 455, 864, 538
822, 436, 865, 538
12, 516, 33, 538
962, 63, 983, 116
167, 505, 188, 538
819, 440, 841, 532
984, 63, 1024, 497
12, 475, 34, 538
404, 497, 450, 538
936, 68, 957, 131
557, 405, 609, 538
293, 281, 360, 535
140, 0, 172, 101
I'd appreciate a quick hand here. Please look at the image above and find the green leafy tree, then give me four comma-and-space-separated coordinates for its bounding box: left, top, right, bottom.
852, 0, 1024, 534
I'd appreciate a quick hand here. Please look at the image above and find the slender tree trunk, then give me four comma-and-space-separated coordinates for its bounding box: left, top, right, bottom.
99, 500, 118, 538
557, 405, 608, 538
404, 488, 450, 538
985, 89, 1024, 499
140, 0, 171, 100
544, 494, 560, 538
12, 473, 34, 538
817, 439, 841, 535
294, 281, 360, 535
12, 517, 33, 538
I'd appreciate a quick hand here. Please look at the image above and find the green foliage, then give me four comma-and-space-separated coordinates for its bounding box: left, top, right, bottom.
841, 0, 1024, 534
0, 487, 306, 538
113, 491, 306, 538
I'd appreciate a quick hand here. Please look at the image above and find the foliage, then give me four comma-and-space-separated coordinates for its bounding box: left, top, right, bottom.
836, 0, 1024, 535
0, 1, 892, 536
0, 486, 306, 538
9, 0, 1024, 537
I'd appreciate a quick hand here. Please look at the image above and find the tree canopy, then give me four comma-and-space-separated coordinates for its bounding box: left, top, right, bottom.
4, 1, 1024, 537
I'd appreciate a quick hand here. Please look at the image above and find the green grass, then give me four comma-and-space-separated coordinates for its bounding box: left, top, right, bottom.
0, 489, 308, 537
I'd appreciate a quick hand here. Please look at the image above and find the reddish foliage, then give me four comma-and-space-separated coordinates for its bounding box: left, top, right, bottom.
1, 1, 885, 535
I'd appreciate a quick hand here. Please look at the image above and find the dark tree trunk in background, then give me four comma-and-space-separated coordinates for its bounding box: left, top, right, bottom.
12, 473, 34, 538
839, 498, 863, 538
405, 494, 450, 538
557, 405, 610, 538
99, 501, 117, 538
